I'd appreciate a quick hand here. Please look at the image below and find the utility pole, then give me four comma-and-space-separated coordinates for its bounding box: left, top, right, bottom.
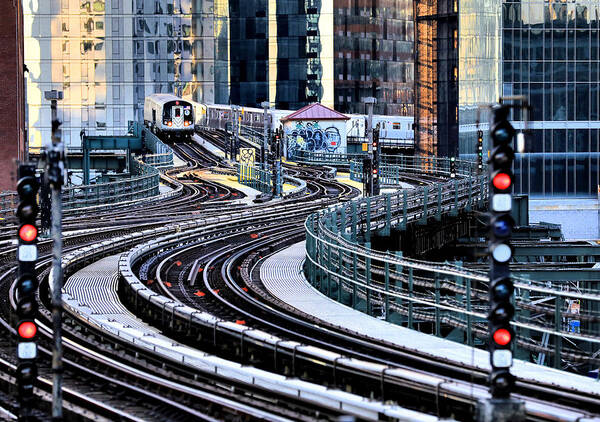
271, 127, 283, 197
44, 89, 65, 422
231, 105, 240, 162
365, 97, 376, 154
364, 97, 376, 197
261, 101, 269, 168
372, 124, 380, 195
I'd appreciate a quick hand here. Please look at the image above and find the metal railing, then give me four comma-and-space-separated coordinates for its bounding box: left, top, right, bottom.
294, 150, 367, 165
349, 155, 483, 184
62, 156, 160, 209
304, 156, 600, 372
141, 128, 174, 169
237, 164, 274, 194
0, 192, 17, 219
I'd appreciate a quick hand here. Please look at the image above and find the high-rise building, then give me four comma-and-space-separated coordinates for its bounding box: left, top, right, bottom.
0, 0, 26, 191
24, 0, 413, 151
24, 0, 225, 149
415, 0, 458, 157
421, 0, 598, 197
457, 0, 502, 161
503, 0, 600, 197
232, 0, 415, 115
333, 0, 414, 116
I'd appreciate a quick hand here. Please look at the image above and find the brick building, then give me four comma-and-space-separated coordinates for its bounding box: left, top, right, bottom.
0, 0, 26, 192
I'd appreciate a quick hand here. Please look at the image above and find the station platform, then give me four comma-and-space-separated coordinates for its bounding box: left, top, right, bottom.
260, 241, 600, 398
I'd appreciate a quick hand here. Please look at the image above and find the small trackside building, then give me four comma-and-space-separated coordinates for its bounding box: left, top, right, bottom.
280, 103, 350, 159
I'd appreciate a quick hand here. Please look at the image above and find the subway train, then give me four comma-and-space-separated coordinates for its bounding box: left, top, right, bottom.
145, 94, 413, 146
143, 94, 195, 141
193, 102, 414, 146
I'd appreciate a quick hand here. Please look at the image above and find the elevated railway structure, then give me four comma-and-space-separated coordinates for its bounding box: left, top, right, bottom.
0, 109, 599, 420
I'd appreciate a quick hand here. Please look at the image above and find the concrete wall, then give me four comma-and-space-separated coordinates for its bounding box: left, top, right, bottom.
0, 0, 26, 191
283, 119, 346, 158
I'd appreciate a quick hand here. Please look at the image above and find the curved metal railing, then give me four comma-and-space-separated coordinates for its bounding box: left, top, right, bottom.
304, 155, 600, 372
62, 157, 160, 209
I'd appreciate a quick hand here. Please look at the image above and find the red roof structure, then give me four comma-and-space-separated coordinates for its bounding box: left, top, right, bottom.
281, 103, 350, 121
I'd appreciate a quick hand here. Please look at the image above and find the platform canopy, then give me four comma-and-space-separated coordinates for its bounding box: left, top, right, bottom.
281, 103, 350, 122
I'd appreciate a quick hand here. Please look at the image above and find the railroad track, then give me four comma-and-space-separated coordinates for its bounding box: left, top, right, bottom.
3, 132, 596, 421
0, 134, 368, 420
125, 208, 599, 421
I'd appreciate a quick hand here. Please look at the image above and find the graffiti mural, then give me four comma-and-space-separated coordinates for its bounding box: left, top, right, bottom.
239, 148, 255, 166
286, 121, 341, 157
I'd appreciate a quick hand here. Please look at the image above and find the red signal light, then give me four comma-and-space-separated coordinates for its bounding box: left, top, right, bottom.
176, 101, 179, 105
18, 321, 37, 339
373, 169, 377, 175
492, 173, 511, 190
19, 225, 37, 242
493, 328, 511, 346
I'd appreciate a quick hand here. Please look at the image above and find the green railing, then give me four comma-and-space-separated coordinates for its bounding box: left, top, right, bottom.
304, 156, 600, 372
237, 164, 273, 194
142, 127, 174, 169
349, 155, 483, 184
62, 156, 160, 209
294, 150, 367, 166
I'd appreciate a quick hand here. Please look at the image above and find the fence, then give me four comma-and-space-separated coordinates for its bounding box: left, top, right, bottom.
238, 164, 274, 194
0, 192, 17, 219
304, 156, 600, 372
141, 126, 174, 169
62, 156, 160, 209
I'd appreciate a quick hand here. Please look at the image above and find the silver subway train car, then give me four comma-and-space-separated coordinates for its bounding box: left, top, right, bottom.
144, 94, 195, 142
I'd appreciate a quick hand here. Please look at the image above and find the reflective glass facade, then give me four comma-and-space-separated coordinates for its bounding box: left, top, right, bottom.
25, 0, 413, 149
458, 0, 502, 158
415, 0, 458, 156
24, 0, 222, 148
503, 0, 600, 197
228, 0, 268, 106
333, 0, 414, 116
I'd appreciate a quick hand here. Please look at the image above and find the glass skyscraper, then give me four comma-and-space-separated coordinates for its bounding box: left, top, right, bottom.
415, 0, 458, 157
24, 0, 413, 151
457, 0, 502, 160
503, 0, 600, 197
457, 0, 600, 198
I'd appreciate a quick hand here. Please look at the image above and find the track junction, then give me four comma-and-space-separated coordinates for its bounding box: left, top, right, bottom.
0, 125, 598, 421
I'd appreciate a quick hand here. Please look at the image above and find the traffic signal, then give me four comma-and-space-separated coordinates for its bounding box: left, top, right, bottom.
477, 130, 484, 172
372, 125, 380, 195
487, 105, 516, 398
15, 164, 40, 405
450, 157, 456, 178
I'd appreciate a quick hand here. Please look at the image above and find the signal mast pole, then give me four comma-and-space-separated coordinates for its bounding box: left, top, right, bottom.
478, 98, 527, 422
45, 90, 65, 421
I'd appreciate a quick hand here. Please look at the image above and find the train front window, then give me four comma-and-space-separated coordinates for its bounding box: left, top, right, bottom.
174, 108, 181, 117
